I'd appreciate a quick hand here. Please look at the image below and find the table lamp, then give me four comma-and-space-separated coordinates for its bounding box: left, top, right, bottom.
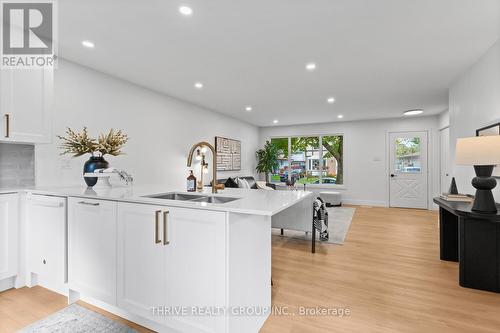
456, 136, 500, 213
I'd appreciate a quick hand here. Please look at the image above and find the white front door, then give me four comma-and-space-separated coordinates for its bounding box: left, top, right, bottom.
389, 131, 428, 209
440, 127, 451, 194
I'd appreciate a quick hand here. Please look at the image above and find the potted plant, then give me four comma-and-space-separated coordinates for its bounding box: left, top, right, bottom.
255, 140, 279, 183
58, 127, 129, 187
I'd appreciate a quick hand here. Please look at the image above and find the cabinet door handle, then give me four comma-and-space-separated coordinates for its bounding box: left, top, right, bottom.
77, 201, 99, 206
155, 210, 162, 244
4, 114, 9, 138
163, 211, 170, 245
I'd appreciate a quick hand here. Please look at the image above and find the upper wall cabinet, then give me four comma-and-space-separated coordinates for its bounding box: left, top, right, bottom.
0, 68, 53, 144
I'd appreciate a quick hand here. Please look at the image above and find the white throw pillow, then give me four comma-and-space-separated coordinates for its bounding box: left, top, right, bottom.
236, 178, 251, 189
256, 181, 274, 191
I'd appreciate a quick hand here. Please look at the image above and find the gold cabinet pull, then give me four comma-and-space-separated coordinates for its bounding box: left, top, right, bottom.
155, 210, 161, 244
4, 114, 9, 138
163, 211, 170, 245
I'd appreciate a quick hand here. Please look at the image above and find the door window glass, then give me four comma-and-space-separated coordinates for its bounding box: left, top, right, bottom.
395, 137, 421, 173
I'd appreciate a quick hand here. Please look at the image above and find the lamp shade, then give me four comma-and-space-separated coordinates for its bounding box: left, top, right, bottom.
456, 136, 500, 166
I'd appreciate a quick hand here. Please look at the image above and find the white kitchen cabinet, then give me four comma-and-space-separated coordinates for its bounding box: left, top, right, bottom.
117, 202, 226, 333
25, 194, 67, 294
164, 206, 226, 333
0, 193, 18, 282
68, 197, 117, 305
116, 203, 166, 326
0, 68, 53, 143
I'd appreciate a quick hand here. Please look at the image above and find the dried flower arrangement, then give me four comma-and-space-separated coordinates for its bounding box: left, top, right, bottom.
57, 127, 128, 157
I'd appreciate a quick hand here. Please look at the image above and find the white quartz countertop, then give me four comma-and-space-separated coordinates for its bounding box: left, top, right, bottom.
0, 185, 312, 216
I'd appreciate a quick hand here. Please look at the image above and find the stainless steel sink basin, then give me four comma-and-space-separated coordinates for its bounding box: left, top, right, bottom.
145, 193, 203, 201
144, 192, 239, 204
189, 196, 239, 204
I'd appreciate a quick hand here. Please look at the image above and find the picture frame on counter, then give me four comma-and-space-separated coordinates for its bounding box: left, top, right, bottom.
476, 122, 500, 178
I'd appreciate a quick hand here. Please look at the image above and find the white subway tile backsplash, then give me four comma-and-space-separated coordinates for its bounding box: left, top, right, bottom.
0, 143, 35, 187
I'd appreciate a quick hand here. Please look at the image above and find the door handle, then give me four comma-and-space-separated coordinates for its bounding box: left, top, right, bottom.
163, 211, 170, 245
390, 174, 396, 178
4, 114, 9, 138
77, 201, 99, 206
155, 210, 162, 244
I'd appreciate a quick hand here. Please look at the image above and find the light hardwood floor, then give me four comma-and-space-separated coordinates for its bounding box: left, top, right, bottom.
2, 206, 500, 333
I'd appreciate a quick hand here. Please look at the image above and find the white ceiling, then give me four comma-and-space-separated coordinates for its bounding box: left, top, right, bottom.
58, 0, 500, 126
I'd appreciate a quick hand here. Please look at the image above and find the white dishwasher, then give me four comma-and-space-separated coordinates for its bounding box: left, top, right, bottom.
26, 194, 67, 295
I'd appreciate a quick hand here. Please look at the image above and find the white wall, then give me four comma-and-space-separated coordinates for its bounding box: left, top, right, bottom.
438, 110, 450, 130
449, 39, 500, 197
35, 60, 259, 188
260, 116, 441, 207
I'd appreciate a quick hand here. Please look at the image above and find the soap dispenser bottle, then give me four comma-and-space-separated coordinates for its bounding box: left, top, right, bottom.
187, 170, 197, 192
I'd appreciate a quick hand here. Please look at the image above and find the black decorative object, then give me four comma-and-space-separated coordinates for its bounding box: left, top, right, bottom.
83, 156, 109, 187
57, 127, 129, 187
471, 165, 497, 213
448, 177, 458, 195
456, 136, 500, 214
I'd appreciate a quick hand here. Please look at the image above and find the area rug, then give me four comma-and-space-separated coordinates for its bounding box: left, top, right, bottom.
273, 207, 356, 245
18, 304, 137, 333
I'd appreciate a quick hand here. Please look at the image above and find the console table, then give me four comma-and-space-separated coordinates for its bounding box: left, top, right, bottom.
434, 197, 500, 293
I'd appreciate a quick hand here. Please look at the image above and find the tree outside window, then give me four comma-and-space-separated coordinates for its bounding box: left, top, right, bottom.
270, 137, 289, 183
269, 135, 343, 185
322, 135, 343, 185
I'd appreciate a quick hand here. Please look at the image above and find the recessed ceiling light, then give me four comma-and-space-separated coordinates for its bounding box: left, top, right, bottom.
179, 6, 193, 16
245, 106, 253, 112
404, 109, 424, 116
327, 97, 335, 104
81, 40, 95, 48
337, 115, 344, 119
194, 82, 203, 89
305, 63, 317, 71
273, 120, 279, 124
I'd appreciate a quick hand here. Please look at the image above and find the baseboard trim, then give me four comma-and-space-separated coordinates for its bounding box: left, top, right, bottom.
77, 294, 166, 333
342, 199, 388, 207
0, 276, 15, 292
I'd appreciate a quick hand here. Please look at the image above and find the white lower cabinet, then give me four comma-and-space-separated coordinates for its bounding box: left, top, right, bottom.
67, 198, 228, 332
116, 203, 166, 325
25, 194, 67, 294
117, 202, 227, 333
0, 193, 18, 282
68, 198, 117, 305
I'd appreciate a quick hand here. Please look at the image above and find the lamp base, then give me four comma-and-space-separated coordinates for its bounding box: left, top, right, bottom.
471, 165, 498, 213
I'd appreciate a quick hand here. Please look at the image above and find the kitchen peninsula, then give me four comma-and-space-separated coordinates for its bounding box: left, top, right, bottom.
1, 185, 312, 333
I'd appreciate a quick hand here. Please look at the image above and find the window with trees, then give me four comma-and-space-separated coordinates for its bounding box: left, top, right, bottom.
270, 137, 289, 183
270, 135, 344, 185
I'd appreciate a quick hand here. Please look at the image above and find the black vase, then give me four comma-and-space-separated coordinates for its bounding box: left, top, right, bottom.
83, 156, 109, 187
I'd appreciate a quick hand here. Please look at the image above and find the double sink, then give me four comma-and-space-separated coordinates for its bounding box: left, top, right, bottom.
144, 192, 240, 204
